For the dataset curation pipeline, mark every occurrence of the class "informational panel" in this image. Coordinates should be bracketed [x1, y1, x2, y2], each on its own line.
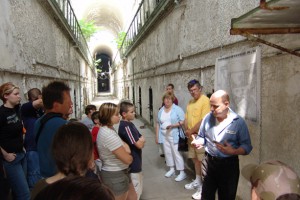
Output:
[215, 47, 261, 122]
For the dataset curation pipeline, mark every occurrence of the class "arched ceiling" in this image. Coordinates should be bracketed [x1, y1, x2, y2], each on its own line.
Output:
[83, 2, 123, 37]
[71, 0, 138, 59]
[88, 31, 116, 58]
[93, 44, 113, 58]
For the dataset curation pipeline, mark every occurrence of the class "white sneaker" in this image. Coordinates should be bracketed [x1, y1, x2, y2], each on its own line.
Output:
[175, 172, 187, 182]
[184, 180, 200, 190]
[164, 169, 175, 178]
[192, 188, 202, 200]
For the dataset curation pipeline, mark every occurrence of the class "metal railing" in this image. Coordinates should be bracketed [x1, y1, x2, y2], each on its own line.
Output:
[49, 0, 93, 66]
[119, 0, 169, 57]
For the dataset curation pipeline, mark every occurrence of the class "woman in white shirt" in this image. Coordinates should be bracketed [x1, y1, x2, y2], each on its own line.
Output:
[97, 103, 136, 200]
[156, 92, 186, 182]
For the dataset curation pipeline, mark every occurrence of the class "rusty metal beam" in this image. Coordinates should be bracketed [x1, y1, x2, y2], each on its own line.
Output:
[259, 0, 289, 10]
[230, 28, 300, 35]
[242, 33, 300, 57]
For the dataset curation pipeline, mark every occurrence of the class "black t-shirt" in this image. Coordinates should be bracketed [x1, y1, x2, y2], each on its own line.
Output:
[118, 120, 142, 173]
[0, 105, 24, 153]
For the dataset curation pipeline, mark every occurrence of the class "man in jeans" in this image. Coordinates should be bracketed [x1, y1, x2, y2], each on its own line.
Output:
[21, 88, 44, 189]
[184, 79, 210, 200]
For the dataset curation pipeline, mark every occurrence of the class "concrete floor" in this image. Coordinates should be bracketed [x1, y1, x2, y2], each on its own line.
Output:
[91, 94, 197, 200]
[131, 118, 196, 200]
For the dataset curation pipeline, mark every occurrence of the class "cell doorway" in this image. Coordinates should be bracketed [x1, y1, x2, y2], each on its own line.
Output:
[96, 53, 111, 93]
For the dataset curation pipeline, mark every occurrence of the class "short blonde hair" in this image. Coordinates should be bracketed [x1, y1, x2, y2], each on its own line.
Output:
[162, 92, 175, 102]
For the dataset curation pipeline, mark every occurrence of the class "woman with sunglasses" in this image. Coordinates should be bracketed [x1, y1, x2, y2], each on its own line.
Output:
[0, 82, 30, 200]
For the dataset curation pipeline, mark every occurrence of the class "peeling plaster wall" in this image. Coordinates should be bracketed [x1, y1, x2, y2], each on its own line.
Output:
[0, 0, 97, 119]
[261, 54, 300, 167]
[114, 0, 300, 199]
[117, 0, 259, 125]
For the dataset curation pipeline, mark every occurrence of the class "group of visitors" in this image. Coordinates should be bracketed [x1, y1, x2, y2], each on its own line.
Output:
[0, 81, 145, 200]
[1, 79, 300, 200]
[156, 80, 213, 199]
[156, 80, 300, 200]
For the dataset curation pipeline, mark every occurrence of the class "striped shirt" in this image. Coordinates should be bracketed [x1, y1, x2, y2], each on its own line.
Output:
[97, 126, 128, 171]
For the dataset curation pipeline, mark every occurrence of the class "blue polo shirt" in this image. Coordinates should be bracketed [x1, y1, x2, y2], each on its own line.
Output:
[197, 108, 253, 157]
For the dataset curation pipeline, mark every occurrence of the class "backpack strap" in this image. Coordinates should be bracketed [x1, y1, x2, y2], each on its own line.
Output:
[35, 112, 62, 143]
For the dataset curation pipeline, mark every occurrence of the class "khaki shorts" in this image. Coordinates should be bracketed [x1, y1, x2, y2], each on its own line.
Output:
[131, 172, 143, 200]
[100, 169, 131, 196]
[188, 138, 205, 160]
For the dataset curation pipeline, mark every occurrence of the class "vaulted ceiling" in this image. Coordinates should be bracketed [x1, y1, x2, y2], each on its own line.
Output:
[71, 0, 138, 58]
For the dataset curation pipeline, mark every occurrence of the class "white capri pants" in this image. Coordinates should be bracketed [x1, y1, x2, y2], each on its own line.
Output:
[162, 130, 184, 170]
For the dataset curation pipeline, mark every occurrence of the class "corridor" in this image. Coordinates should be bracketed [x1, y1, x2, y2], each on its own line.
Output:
[91, 94, 196, 200]
[1, 0, 300, 199]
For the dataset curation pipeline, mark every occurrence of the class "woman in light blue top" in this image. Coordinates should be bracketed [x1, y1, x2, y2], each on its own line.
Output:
[156, 92, 186, 182]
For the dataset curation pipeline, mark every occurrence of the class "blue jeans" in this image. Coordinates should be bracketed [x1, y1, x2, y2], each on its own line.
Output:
[0, 159, 10, 200]
[2, 152, 30, 200]
[26, 151, 42, 189]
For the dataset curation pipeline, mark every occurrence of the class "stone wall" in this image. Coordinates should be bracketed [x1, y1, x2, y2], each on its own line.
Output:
[113, 0, 300, 199]
[0, 0, 97, 119]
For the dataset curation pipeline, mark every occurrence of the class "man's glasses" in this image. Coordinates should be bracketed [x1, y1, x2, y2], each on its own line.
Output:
[189, 88, 199, 94]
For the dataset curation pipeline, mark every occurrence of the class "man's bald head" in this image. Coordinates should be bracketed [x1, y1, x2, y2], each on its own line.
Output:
[210, 90, 230, 121]
[211, 90, 230, 103]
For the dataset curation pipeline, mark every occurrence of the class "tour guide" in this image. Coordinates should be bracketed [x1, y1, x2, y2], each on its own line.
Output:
[191, 90, 253, 200]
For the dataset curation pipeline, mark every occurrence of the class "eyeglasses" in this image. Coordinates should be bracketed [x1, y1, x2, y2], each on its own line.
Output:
[189, 88, 199, 94]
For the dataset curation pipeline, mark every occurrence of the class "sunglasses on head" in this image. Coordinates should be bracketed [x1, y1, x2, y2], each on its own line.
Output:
[4, 86, 19, 94]
[188, 79, 199, 84]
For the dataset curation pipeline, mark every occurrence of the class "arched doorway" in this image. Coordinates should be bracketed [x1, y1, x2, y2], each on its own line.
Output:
[96, 53, 111, 92]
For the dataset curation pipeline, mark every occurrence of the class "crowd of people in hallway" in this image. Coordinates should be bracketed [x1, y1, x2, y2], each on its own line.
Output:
[0, 80, 145, 200]
[0, 80, 300, 200]
[155, 80, 300, 200]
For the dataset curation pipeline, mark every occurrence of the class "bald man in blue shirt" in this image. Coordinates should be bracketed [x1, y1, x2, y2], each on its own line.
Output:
[192, 90, 252, 200]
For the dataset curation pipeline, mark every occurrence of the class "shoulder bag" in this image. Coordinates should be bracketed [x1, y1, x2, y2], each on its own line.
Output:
[177, 123, 188, 152]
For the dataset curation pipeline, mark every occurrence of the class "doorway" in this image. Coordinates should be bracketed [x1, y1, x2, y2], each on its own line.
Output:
[96, 53, 111, 92]
[149, 86, 153, 126]
[138, 86, 142, 116]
